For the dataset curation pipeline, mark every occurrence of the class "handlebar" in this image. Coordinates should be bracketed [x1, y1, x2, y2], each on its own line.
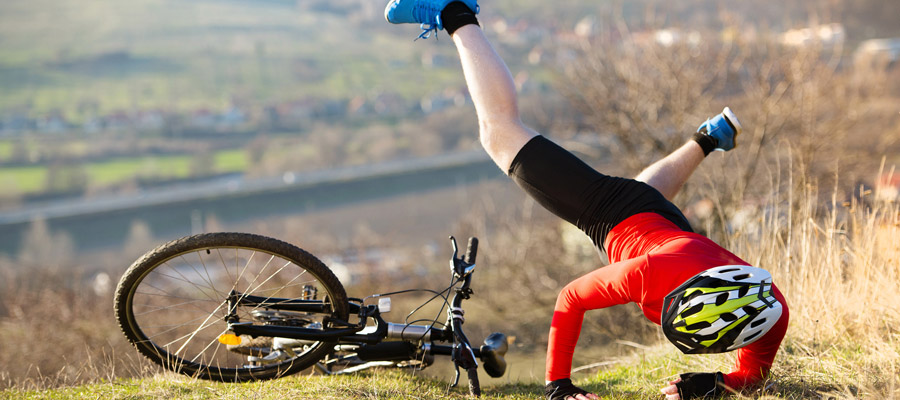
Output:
[464, 237, 478, 265]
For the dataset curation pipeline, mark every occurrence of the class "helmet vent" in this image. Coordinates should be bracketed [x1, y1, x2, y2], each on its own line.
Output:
[685, 321, 712, 331]
[742, 306, 759, 316]
[743, 330, 762, 342]
[737, 285, 750, 298]
[682, 303, 705, 318]
[718, 267, 741, 274]
[750, 318, 767, 329]
[720, 312, 737, 322]
[683, 290, 704, 302]
[733, 273, 751, 281]
[715, 293, 729, 306]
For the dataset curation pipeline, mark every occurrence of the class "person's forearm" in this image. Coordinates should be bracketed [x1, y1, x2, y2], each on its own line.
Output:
[724, 287, 790, 388]
[634, 141, 705, 201]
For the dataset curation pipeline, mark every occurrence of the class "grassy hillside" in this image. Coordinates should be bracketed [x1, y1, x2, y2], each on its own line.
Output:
[4, 0, 896, 118]
[0, 0, 469, 116]
[4, 337, 895, 399]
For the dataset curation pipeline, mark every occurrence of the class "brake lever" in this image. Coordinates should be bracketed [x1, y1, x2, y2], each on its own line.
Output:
[448, 236, 475, 278]
[449, 364, 461, 390]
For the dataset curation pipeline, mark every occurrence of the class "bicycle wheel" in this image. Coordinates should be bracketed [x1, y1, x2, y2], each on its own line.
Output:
[114, 232, 349, 382]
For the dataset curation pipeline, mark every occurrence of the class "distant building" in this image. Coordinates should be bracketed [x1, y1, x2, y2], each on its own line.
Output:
[574, 16, 596, 39]
[780, 23, 845, 47]
[135, 110, 166, 131]
[854, 38, 900, 69]
[35, 111, 69, 134]
[189, 109, 217, 130]
[627, 28, 702, 49]
[0, 114, 34, 135]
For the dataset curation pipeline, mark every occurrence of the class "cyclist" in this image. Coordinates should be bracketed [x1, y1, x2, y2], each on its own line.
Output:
[384, 1, 790, 399]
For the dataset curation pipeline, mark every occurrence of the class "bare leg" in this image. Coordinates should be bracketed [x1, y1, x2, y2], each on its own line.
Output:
[450, 24, 710, 192]
[634, 141, 706, 201]
[450, 25, 538, 173]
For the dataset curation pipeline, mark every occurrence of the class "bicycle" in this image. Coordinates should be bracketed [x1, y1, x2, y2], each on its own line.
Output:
[114, 232, 508, 396]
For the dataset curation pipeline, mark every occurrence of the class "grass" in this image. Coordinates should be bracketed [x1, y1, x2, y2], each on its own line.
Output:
[0, 165, 44, 194]
[2, 371, 518, 400]
[84, 156, 191, 184]
[0, 140, 12, 161]
[213, 149, 249, 172]
[3, 337, 895, 399]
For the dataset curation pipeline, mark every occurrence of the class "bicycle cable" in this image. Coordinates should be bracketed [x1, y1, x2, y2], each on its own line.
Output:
[362, 288, 445, 302]
[405, 272, 460, 331]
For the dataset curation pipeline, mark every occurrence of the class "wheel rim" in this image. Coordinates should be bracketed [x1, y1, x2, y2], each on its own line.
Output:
[125, 244, 340, 378]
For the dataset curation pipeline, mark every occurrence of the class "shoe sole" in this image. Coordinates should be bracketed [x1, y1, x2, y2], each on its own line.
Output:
[722, 106, 742, 136]
[384, 0, 396, 23]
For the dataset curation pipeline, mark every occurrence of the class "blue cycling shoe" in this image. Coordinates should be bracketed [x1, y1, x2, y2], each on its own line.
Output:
[385, 0, 479, 39]
[697, 107, 742, 151]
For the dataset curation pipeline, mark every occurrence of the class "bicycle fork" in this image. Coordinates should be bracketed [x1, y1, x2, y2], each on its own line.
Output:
[448, 304, 480, 395]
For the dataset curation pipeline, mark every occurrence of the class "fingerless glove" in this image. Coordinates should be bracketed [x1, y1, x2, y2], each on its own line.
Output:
[545, 378, 589, 400]
[676, 372, 726, 399]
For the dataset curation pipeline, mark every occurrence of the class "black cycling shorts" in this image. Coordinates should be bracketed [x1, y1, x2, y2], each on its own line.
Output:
[508, 135, 693, 250]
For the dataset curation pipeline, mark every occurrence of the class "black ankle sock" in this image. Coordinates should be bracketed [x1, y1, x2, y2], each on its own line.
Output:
[692, 130, 718, 156]
[441, 2, 479, 36]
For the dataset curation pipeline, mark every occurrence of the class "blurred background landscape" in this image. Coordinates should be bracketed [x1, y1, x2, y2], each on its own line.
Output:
[1, 0, 899, 396]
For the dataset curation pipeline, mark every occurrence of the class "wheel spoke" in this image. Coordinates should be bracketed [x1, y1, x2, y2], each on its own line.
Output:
[164, 258, 221, 304]
[168, 299, 227, 354]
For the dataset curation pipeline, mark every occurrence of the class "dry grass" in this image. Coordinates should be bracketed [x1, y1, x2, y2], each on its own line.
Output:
[0, 261, 159, 390]
[722, 167, 900, 397]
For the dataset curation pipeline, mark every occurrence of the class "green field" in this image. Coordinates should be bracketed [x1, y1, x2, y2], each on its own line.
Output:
[0, 149, 247, 195]
[0, 140, 11, 160]
[0, 165, 44, 194]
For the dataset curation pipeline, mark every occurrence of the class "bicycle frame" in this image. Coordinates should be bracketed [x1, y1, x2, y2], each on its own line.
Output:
[222, 236, 506, 395]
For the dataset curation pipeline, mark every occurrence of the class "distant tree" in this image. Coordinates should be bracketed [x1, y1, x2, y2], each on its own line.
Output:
[122, 220, 155, 259]
[203, 214, 224, 233]
[17, 218, 75, 268]
[189, 150, 215, 177]
[44, 162, 88, 194]
[558, 16, 881, 249]
[246, 134, 270, 167]
[9, 140, 31, 164]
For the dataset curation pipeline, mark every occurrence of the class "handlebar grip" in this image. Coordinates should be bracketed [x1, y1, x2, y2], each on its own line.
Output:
[464, 237, 478, 264]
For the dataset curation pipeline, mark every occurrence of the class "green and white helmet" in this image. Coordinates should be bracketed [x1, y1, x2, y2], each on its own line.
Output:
[661, 265, 782, 354]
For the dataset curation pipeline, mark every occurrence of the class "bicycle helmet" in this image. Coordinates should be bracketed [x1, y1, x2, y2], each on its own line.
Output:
[661, 265, 782, 354]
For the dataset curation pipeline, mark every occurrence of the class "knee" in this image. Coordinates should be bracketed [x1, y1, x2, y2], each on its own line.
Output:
[478, 121, 537, 172]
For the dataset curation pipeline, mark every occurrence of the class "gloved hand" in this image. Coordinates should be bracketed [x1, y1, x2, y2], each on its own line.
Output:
[660, 372, 725, 399]
[544, 378, 599, 400]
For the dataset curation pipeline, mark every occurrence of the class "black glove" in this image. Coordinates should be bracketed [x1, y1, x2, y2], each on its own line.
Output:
[545, 378, 589, 400]
[676, 372, 725, 399]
